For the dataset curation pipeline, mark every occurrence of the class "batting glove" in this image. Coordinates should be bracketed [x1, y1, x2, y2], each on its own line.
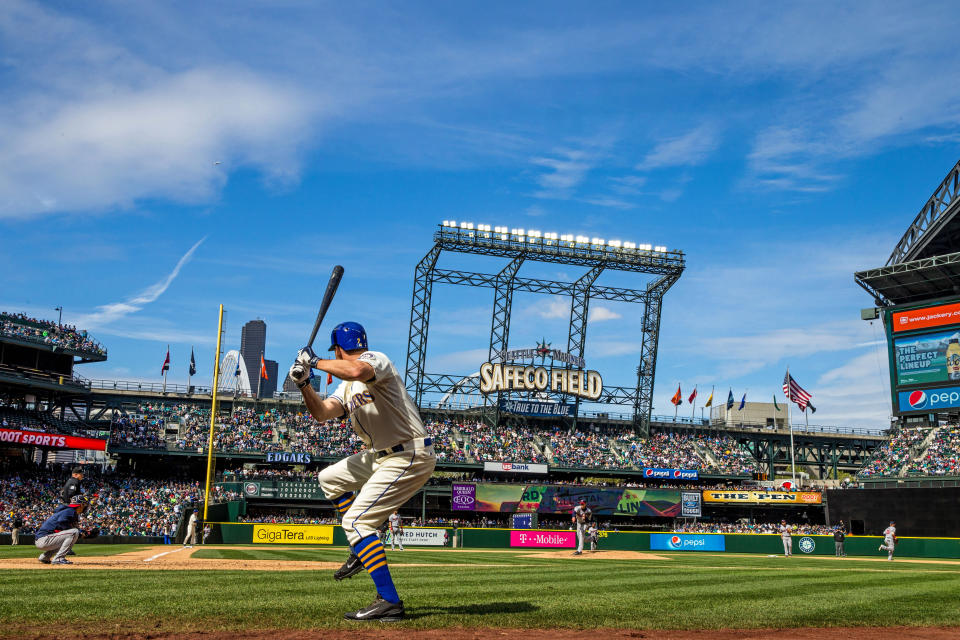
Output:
[297, 346, 320, 369]
[289, 363, 310, 388]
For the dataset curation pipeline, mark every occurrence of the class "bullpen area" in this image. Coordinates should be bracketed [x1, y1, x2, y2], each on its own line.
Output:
[2, 543, 960, 639]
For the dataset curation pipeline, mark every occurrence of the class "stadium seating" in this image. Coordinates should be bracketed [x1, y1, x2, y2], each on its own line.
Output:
[0, 466, 217, 537]
[0, 311, 106, 356]
[906, 426, 960, 476]
[858, 427, 932, 477]
[104, 402, 763, 474]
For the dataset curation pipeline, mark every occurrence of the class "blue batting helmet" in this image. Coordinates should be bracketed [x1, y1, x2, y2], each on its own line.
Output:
[329, 322, 368, 352]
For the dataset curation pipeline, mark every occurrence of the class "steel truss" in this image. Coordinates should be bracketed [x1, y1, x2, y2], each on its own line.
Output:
[405, 226, 685, 433]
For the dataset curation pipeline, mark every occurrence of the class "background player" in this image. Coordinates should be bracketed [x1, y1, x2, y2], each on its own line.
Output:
[290, 321, 436, 622]
[879, 520, 897, 561]
[388, 510, 404, 551]
[779, 519, 792, 557]
[34, 495, 97, 565]
[59, 466, 84, 556]
[587, 521, 599, 552]
[571, 499, 591, 555]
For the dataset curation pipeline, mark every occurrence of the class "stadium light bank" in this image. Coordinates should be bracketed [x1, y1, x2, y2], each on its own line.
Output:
[438, 220, 679, 264]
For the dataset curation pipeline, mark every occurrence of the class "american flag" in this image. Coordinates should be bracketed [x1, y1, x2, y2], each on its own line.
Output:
[782, 371, 812, 411]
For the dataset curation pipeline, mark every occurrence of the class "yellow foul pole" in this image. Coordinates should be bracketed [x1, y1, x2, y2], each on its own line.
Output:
[203, 304, 224, 522]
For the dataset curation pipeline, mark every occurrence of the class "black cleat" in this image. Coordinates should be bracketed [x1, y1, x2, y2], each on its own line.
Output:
[334, 553, 364, 581]
[344, 596, 404, 622]
[38, 554, 51, 564]
[66, 550, 76, 556]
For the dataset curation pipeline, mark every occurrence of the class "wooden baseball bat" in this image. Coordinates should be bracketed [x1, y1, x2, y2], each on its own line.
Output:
[307, 265, 345, 349]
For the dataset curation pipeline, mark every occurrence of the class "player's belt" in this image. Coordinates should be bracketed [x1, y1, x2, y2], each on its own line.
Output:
[375, 437, 432, 459]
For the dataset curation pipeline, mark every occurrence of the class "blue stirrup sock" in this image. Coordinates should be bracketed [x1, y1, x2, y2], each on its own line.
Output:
[333, 492, 355, 516]
[353, 534, 400, 603]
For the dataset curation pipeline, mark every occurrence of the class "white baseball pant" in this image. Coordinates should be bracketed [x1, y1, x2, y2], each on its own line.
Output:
[319, 444, 436, 546]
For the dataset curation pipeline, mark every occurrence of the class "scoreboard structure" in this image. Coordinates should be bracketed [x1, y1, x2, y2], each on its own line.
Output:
[885, 299, 960, 417]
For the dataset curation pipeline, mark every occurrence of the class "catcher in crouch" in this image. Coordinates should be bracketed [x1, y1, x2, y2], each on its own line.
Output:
[290, 321, 435, 622]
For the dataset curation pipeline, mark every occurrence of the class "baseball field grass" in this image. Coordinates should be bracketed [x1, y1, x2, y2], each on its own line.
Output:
[2, 544, 960, 638]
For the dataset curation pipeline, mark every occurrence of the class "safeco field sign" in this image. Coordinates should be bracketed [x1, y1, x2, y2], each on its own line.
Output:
[253, 524, 334, 545]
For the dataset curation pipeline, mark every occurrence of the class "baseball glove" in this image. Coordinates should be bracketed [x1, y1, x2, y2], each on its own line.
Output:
[82, 527, 100, 539]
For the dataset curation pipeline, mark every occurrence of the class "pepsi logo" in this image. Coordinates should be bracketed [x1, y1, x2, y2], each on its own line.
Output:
[908, 390, 927, 409]
[668, 535, 682, 549]
[644, 469, 653, 477]
[673, 470, 682, 478]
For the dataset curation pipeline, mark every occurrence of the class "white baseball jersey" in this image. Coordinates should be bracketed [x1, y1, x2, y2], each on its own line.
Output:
[780, 524, 791, 538]
[331, 351, 427, 451]
[884, 525, 896, 540]
[389, 513, 402, 531]
[573, 505, 591, 523]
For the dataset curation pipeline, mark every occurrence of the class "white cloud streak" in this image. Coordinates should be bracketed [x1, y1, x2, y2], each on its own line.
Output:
[637, 125, 719, 171]
[75, 237, 206, 327]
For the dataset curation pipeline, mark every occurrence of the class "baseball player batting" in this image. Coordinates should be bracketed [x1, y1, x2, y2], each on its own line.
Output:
[572, 499, 591, 555]
[289, 321, 435, 622]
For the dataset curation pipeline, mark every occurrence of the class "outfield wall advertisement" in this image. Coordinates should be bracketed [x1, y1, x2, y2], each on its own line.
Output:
[701, 491, 822, 504]
[892, 302, 960, 333]
[252, 524, 334, 544]
[387, 528, 448, 546]
[650, 533, 725, 551]
[459, 483, 682, 516]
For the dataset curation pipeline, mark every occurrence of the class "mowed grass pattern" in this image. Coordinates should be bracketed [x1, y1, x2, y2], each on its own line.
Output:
[1, 545, 960, 635]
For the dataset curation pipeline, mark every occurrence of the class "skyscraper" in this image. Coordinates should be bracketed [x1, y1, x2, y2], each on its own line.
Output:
[240, 319, 266, 396]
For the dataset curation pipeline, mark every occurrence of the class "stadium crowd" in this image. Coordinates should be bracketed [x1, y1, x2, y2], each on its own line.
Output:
[0, 312, 105, 356]
[859, 427, 932, 477]
[672, 521, 835, 535]
[106, 402, 768, 474]
[906, 425, 960, 476]
[0, 465, 223, 537]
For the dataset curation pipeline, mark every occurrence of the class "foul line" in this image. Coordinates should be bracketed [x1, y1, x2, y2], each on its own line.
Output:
[144, 546, 192, 563]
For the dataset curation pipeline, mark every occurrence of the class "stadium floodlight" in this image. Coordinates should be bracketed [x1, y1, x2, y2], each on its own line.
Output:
[591, 237, 605, 245]
[639, 243, 652, 251]
[654, 245, 666, 252]
[623, 241, 636, 249]
[448, 220, 457, 228]
[576, 235, 589, 243]
[516, 228, 525, 236]
[609, 240, 622, 248]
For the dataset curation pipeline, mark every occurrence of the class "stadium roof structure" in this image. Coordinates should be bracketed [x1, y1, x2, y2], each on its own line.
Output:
[855, 159, 960, 306]
[886, 158, 960, 266]
[855, 250, 960, 306]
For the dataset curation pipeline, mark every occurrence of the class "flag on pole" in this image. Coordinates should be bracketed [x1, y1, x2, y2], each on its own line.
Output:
[782, 370, 813, 411]
[234, 357, 241, 377]
[688, 387, 698, 404]
[161, 347, 170, 375]
[726, 389, 734, 410]
[773, 394, 781, 411]
[738, 392, 747, 411]
[260, 354, 269, 380]
[671, 384, 683, 406]
[704, 388, 714, 408]
[808, 402, 817, 413]
[189, 348, 197, 376]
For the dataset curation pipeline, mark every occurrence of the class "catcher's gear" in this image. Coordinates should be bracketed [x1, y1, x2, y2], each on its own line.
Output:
[68, 494, 90, 508]
[328, 322, 367, 352]
[82, 527, 100, 539]
[297, 346, 319, 369]
[334, 553, 364, 581]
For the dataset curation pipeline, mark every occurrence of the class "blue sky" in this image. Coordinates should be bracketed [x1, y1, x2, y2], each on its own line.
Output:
[3, 1, 960, 427]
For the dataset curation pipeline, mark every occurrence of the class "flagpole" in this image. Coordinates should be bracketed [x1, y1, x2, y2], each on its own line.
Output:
[257, 350, 263, 400]
[691, 386, 696, 423]
[187, 346, 192, 393]
[162, 344, 168, 394]
[787, 366, 796, 485]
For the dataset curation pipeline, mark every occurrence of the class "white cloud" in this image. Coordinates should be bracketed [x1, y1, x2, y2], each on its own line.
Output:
[537, 299, 569, 319]
[0, 69, 314, 217]
[636, 125, 719, 171]
[74, 237, 205, 327]
[810, 351, 893, 426]
[588, 306, 621, 322]
[530, 148, 598, 200]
